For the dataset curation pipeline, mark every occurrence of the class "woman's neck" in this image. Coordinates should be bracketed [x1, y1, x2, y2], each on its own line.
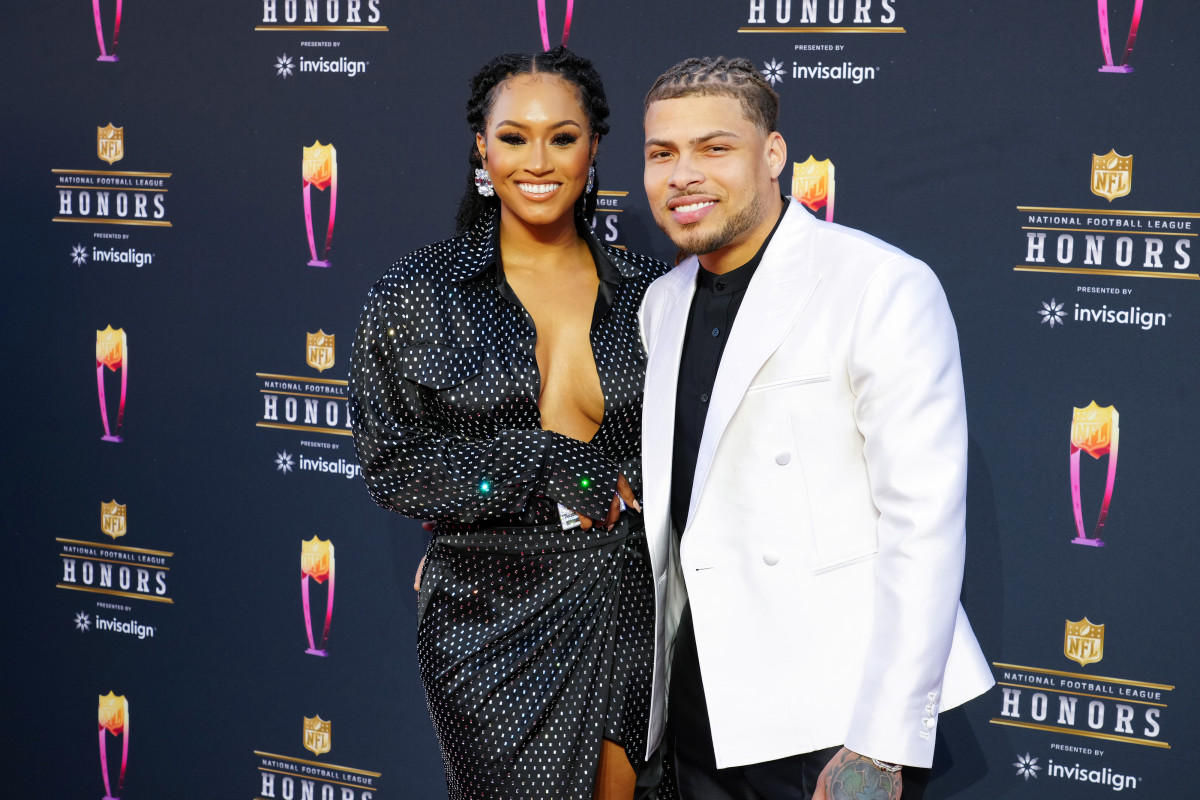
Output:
[497, 206, 584, 272]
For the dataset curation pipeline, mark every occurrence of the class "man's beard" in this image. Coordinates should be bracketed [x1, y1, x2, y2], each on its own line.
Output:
[662, 190, 765, 256]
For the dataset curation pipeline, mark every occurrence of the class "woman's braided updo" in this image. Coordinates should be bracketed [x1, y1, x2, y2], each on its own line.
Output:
[455, 46, 611, 234]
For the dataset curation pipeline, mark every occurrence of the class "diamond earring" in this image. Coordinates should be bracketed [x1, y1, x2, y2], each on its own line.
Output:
[474, 167, 494, 197]
[585, 164, 595, 195]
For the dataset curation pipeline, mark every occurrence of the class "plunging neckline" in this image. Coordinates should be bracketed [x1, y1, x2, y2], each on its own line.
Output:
[503, 258, 608, 445]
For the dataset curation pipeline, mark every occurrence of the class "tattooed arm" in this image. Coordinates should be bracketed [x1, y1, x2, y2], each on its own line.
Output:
[813, 748, 902, 800]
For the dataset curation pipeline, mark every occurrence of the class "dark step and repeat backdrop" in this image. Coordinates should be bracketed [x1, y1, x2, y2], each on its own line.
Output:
[5, 1, 1197, 797]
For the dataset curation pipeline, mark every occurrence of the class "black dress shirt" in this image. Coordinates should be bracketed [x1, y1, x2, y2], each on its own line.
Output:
[670, 203, 788, 537]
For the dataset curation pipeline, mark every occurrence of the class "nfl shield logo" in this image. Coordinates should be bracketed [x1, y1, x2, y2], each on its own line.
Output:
[303, 715, 332, 756]
[101, 500, 127, 539]
[97, 124, 124, 165]
[792, 155, 834, 213]
[1071, 401, 1118, 459]
[96, 325, 126, 370]
[302, 537, 333, 584]
[303, 142, 335, 191]
[1091, 150, 1132, 201]
[98, 691, 128, 734]
[306, 331, 335, 372]
[1064, 618, 1105, 667]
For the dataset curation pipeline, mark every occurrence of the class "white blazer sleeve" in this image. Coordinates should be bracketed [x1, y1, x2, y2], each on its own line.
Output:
[841, 256, 968, 768]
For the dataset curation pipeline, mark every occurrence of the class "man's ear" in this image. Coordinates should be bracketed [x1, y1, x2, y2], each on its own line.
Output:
[765, 131, 787, 180]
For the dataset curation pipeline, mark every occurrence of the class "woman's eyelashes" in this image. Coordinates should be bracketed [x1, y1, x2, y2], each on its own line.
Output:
[494, 131, 580, 147]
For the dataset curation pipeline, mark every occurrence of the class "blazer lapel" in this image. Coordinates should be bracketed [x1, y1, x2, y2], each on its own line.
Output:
[686, 202, 821, 526]
[642, 258, 699, 545]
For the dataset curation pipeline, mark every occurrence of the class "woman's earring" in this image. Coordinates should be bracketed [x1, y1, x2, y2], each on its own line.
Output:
[585, 164, 595, 195]
[474, 168, 494, 197]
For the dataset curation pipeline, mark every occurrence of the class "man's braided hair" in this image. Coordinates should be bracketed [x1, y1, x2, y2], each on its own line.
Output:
[644, 56, 779, 136]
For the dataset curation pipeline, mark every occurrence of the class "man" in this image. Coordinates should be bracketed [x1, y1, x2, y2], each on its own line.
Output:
[637, 57, 994, 799]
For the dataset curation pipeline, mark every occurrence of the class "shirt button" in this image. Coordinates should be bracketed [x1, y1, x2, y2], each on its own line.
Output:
[715, 281, 726, 291]
[700, 393, 710, 403]
[763, 551, 780, 566]
[711, 327, 720, 337]
[775, 452, 791, 465]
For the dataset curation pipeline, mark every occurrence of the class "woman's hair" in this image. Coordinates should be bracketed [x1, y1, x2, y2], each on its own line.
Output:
[455, 46, 611, 234]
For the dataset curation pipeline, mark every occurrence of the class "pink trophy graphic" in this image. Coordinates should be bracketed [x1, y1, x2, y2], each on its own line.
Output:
[302, 141, 338, 267]
[1070, 402, 1119, 547]
[92, 0, 122, 62]
[302, 537, 336, 656]
[538, 0, 574, 50]
[96, 326, 128, 442]
[98, 692, 129, 800]
[1097, 0, 1143, 73]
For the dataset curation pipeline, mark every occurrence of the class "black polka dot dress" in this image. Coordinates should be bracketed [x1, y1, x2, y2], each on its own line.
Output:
[350, 210, 669, 799]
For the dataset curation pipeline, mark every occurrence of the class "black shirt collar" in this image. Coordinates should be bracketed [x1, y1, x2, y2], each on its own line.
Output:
[695, 198, 789, 293]
[448, 208, 639, 286]
[449, 208, 635, 324]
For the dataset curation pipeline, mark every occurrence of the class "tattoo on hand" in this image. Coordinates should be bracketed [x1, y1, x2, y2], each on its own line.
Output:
[824, 750, 902, 800]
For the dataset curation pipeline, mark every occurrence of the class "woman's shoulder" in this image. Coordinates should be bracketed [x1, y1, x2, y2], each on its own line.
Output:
[369, 232, 473, 299]
[604, 244, 671, 289]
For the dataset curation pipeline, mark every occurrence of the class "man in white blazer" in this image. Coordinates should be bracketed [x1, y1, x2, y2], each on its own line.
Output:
[638, 57, 995, 799]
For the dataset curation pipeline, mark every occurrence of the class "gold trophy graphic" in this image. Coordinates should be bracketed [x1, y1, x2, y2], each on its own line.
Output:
[1070, 402, 1119, 546]
[96, 326, 128, 442]
[98, 691, 129, 799]
[302, 141, 338, 267]
[302, 537, 336, 656]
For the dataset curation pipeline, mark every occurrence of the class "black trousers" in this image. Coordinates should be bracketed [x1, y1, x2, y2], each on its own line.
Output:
[668, 602, 930, 800]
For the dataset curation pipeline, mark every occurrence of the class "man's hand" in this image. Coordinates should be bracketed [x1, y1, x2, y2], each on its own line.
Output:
[813, 748, 901, 800]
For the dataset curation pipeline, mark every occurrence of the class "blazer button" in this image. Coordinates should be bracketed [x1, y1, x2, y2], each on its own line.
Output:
[775, 452, 791, 465]
[762, 551, 780, 566]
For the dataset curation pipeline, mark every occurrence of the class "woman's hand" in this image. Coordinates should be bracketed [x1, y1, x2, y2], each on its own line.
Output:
[414, 519, 436, 591]
[578, 474, 640, 531]
[413, 555, 426, 591]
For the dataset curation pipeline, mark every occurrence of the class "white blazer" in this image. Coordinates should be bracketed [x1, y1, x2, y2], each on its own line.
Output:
[639, 200, 994, 769]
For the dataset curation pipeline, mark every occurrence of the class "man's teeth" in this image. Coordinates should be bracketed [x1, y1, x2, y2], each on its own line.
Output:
[517, 183, 560, 194]
[675, 201, 715, 213]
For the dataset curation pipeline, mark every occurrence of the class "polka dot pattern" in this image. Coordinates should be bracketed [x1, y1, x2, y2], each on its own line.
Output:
[349, 209, 669, 798]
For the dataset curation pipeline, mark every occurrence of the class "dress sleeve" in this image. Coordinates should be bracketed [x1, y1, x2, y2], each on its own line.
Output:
[349, 279, 619, 525]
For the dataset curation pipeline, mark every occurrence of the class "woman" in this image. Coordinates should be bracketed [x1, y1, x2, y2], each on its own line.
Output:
[349, 48, 669, 799]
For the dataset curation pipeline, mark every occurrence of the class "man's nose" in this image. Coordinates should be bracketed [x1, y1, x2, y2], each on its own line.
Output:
[669, 154, 704, 189]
